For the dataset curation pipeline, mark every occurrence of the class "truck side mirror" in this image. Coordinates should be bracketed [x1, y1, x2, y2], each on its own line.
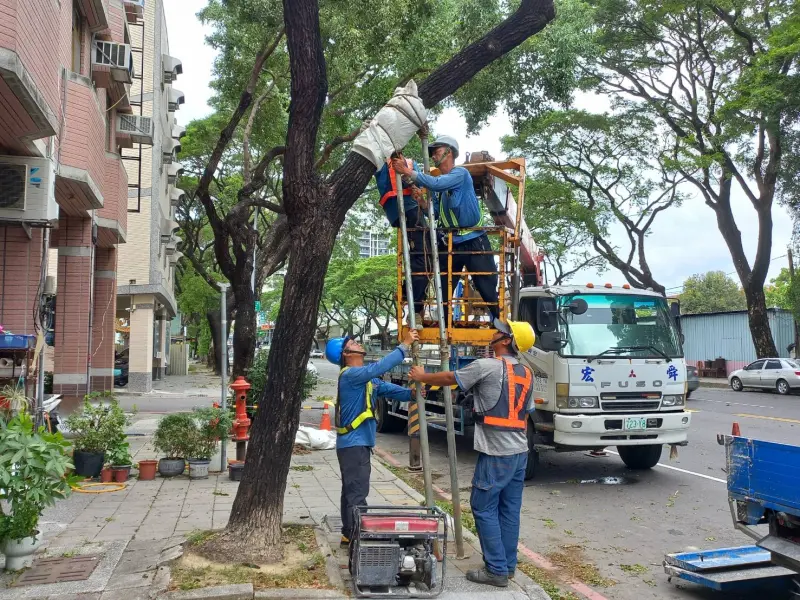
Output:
[568, 298, 588, 315]
[670, 301, 681, 318]
[537, 299, 557, 332]
[540, 331, 565, 352]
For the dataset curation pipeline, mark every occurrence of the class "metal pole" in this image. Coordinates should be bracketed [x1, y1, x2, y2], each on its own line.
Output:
[789, 248, 799, 354]
[36, 227, 50, 429]
[396, 168, 435, 509]
[422, 136, 464, 557]
[251, 207, 258, 292]
[218, 282, 230, 472]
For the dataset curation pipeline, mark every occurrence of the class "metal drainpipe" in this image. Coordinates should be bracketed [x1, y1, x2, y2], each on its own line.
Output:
[86, 215, 97, 396]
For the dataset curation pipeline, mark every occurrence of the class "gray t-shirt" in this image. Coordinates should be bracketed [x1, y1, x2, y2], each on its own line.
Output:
[454, 356, 531, 456]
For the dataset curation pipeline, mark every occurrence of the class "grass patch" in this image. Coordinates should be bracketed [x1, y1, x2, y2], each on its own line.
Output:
[541, 518, 557, 529]
[620, 563, 649, 576]
[547, 545, 616, 588]
[290, 465, 314, 472]
[433, 500, 477, 535]
[517, 563, 580, 600]
[212, 491, 230, 497]
[171, 553, 329, 591]
[186, 530, 218, 547]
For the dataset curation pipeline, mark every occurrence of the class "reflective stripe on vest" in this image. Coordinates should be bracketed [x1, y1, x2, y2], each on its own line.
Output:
[379, 159, 414, 206]
[335, 367, 375, 435]
[438, 190, 483, 237]
[475, 357, 533, 431]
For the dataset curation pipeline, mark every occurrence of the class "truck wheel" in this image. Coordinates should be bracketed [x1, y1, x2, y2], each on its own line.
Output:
[524, 420, 540, 480]
[617, 444, 663, 470]
[375, 397, 404, 433]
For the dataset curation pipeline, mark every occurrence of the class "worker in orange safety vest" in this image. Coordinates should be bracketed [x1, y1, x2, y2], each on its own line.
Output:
[408, 319, 536, 588]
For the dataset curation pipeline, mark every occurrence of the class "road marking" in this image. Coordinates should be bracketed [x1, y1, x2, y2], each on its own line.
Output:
[605, 450, 726, 484]
[685, 409, 701, 413]
[734, 413, 800, 424]
[695, 398, 775, 409]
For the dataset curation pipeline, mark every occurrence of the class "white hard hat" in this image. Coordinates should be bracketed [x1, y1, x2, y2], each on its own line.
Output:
[428, 135, 460, 159]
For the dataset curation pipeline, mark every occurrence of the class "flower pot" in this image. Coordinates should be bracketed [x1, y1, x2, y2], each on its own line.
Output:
[112, 466, 131, 483]
[137, 459, 158, 480]
[229, 461, 244, 481]
[100, 467, 113, 483]
[158, 458, 185, 478]
[2, 532, 42, 571]
[187, 458, 211, 480]
[73, 450, 105, 478]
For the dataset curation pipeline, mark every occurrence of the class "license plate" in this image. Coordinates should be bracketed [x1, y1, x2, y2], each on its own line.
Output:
[624, 417, 648, 431]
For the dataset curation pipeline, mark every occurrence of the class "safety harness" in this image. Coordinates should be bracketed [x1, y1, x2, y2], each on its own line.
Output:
[437, 189, 483, 238]
[473, 357, 533, 431]
[335, 367, 375, 435]
[379, 158, 414, 207]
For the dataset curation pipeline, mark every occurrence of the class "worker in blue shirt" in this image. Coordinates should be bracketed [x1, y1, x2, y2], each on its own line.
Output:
[375, 158, 429, 328]
[392, 136, 499, 323]
[325, 328, 419, 547]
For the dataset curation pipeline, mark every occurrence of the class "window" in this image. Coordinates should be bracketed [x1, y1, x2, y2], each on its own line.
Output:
[71, 3, 83, 74]
[785, 359, 800, 369]
[765, 360, 783, 370]
[745, 360, 765, 371]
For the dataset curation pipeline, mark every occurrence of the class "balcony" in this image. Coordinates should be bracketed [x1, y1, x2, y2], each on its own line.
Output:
[0, 0, 61, 152]
[92, 40, 133, 112]
[123, 0, 144, 23]
[96, 153, 128, 246]
[55, 74, 105, 216]
[76, 0, 110, 33]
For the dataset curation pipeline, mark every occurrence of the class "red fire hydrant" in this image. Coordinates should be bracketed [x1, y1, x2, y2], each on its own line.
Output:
[229, 376, 252, 462]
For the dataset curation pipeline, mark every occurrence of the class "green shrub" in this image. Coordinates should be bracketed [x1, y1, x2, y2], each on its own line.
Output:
[64, 392, 129, 454]
[154, 413, 197, 459]
[246, 350, 318, 409]
[190, 406, 234, 459]
[0, 413, 77, 541]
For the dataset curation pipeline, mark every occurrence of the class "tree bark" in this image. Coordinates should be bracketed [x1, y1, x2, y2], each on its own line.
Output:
[219, 0, 556, 563]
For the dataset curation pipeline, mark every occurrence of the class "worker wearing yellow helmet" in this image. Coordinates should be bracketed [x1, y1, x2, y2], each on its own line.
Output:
[408, 319, 536, 588]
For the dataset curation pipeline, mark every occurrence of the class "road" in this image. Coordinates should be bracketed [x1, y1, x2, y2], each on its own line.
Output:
[368, 384, 800, 600]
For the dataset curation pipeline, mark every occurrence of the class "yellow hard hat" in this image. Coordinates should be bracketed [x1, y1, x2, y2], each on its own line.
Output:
[494, 319, 535, 353]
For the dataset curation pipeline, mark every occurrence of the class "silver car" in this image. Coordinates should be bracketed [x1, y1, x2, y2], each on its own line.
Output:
[729, 358, 800, 395]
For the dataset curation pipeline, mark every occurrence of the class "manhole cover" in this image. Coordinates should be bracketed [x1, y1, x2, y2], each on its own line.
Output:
[13, 555, 99, 586]
[323, 514, 343, 533]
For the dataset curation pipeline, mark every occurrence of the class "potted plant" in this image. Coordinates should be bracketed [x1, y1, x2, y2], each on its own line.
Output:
[188, 406, 233, 479]
[153, 413, 196, 477]
[64, 392, 129, 478]
[107, 441, 132, 482]
[100, 465, 113, 483]
[0, 413, 76, 570]
[0, 385, 30, 420]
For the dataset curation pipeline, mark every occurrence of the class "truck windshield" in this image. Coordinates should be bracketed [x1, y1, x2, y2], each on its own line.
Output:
[557, 294, 683, 359]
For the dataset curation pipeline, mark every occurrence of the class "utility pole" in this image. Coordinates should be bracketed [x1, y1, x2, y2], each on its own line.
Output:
[789, 248, 799, 355]
[218, 282, 231, 472]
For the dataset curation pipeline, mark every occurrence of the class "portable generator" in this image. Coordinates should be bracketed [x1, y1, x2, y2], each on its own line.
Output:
[349, 505, 447, 598]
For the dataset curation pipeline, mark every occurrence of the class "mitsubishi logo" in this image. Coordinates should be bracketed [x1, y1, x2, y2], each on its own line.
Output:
[629, 369, 637, 378]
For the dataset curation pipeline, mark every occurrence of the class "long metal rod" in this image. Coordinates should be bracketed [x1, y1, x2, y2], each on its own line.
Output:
[396, 169, 435, 508]
[219, 282, 230, 472]
[422, 136, 464, 557]
[36, 227, 51, 428]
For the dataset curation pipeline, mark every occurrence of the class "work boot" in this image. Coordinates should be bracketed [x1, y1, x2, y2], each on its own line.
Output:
[340, 535, 350, 547]
[466, 567, 508, 587]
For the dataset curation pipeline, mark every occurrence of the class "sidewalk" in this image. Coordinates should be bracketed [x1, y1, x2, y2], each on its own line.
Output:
[0, 420, 550, 600]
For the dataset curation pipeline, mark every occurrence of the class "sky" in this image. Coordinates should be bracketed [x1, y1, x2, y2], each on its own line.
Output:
[164, 1, 794, 293]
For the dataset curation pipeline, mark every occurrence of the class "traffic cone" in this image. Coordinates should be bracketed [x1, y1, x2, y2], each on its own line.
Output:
[320, 405, 332, 431]
[732, 422, 741, 436]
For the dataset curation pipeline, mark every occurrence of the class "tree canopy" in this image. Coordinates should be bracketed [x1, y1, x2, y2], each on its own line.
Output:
[680, 271, 747, 314]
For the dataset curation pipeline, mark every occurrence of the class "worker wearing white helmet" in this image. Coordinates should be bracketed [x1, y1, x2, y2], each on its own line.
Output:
[392, 136, 499, 324]
[408, 319, 536, 588]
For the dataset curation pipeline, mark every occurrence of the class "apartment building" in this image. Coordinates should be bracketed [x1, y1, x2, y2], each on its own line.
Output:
[115, 0, 184, 392]
[358, 229, 391, 258]
[0, 0, 183, 403]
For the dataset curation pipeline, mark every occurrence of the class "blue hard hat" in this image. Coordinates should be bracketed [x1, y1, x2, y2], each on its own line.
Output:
[325, 336, 350, 366]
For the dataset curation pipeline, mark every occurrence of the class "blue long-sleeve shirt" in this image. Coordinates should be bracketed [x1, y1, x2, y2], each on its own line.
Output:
[411, 167, 483, 244]
[336, 345, 413, 450]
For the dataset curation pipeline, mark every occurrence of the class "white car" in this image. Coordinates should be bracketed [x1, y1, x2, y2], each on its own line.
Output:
[309, 349, 323, 358]
[729, 358, 800, 395]
[306, 361, 319, 377]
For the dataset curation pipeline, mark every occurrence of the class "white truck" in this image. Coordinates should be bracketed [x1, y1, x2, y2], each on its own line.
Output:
[375, 283, 691, 479]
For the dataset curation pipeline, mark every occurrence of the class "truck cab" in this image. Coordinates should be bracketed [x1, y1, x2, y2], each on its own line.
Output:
[517, 284, 691, 470]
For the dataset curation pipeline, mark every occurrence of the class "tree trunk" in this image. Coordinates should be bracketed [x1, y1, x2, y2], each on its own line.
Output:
[232, 277, 257, 377]
[744, 285, 778, 358]
[225, 195, 339, 561]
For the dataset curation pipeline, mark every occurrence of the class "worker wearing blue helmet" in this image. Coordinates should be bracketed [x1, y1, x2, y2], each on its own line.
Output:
[325, 328, 419, 547]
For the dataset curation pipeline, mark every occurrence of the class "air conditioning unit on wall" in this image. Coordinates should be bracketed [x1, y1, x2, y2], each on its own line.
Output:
[117, 115, 154, 145]
[0, 157, 57, 225]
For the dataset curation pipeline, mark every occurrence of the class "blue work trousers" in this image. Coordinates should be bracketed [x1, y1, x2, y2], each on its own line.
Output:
[470, 451, 527, 576]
